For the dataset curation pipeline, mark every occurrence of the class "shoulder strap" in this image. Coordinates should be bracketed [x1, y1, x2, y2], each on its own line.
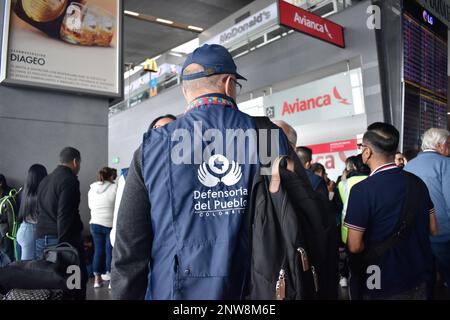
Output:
[252, 116, 275, 130]
[252, 116, 309, 181]
[0, 188, 21, 261]
[363, 172, 419, 262]
[252, 116, 278, 167]
[269, 156, 294, 193]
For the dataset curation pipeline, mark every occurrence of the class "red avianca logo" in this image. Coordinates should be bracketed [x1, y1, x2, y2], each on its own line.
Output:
[282, 86, 350, 116]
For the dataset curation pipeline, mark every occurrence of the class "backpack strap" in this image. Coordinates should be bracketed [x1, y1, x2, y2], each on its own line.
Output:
[363, 172, 419, 263]
[252, 116, 279, 167]
[269, 156, 294, 193]
[252, 116, 275, 131]
[0, 188, 21, 261]
[251, 116, 309, 180]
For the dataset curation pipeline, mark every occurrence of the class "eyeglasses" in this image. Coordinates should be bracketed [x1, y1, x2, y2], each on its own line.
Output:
[357, 143, 369, 150]
[230, 77, 242, 95]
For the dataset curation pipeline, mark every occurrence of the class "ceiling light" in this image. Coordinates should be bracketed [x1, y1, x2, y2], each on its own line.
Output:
[156, 18, 174, 25]
[124, 10, 139, 17]
[169, 52, 183, 57]
[267, 35, 281, 43]
[188, 25, 204, 32]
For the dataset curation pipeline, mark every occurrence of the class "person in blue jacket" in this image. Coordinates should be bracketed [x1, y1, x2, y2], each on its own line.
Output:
[111, 44, 302, 300]
[405, 128, 450, 296]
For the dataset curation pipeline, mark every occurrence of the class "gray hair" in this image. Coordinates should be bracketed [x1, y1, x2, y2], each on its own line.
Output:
[421, 128, 450, 151]
[274, 120, 297, 147]
[182, 64, 227, 92]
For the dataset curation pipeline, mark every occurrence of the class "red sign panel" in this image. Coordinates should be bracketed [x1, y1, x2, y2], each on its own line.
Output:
[278, 0, 345, 48]
[309, 139, 358, 155]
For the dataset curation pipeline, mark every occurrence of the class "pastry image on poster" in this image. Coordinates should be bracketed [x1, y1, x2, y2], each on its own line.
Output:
[60, 2, 115, 47]
[1, 0, 122, 97]
[13, 0, 115, 46]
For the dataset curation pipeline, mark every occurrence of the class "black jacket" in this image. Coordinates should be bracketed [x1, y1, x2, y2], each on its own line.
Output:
[36, 166, 83, 244]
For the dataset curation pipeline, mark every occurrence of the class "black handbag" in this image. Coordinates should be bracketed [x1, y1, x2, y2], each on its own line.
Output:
[0, 259, 67, 294]
[0, 242, 81, 294]
[44, 242, 80, 273]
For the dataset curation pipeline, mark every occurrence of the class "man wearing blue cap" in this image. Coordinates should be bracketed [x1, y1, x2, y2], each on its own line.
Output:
[111, 44, 293, 300]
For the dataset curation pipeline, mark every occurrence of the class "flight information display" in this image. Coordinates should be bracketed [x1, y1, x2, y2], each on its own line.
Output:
[403, 0, 448, 151]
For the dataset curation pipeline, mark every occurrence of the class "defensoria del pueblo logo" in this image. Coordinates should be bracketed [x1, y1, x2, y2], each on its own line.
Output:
[198, 154, 242, 187]
[194, 154, 247, 218]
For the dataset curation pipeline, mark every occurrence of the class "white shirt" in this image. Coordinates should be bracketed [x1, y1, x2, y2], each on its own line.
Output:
[88, 181, 117, 228]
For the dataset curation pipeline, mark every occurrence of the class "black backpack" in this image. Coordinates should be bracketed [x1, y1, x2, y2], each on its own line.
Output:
[247, 117, 338, 300]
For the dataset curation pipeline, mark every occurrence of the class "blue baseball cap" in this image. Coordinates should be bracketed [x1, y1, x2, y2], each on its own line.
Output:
[181, 44, 246, 81]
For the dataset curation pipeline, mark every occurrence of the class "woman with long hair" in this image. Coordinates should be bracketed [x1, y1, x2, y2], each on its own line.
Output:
[16, 164, 48, 260]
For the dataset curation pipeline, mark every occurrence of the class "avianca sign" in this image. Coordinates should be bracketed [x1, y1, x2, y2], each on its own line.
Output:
[263, 71, 354, 126]
[282, 87, 350, 116]
[309, 139, 359, 181]
[278, 0, 345, 48]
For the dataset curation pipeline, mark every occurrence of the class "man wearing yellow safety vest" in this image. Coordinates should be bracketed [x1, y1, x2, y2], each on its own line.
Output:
[338, 155, 370, 243]
[336, 154, 370, 292]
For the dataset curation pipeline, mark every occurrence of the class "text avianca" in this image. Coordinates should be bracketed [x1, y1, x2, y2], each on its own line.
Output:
[281, 87, 349, 116]
[294, 12, 328, 34]
[282, 94, 331, 115]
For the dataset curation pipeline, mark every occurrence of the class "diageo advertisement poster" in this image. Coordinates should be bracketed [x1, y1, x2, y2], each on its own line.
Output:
[1, 0, 122, 97]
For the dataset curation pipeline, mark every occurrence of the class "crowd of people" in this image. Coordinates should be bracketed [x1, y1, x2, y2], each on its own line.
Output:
[0, 113, 179, 298]
[1, 44, 449, 300]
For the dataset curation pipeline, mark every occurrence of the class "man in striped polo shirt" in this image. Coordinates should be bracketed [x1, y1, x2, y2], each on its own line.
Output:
[344, 122, 438, 300]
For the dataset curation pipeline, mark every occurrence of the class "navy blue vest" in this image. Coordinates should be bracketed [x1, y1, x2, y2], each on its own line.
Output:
[141, 94, 289, 299]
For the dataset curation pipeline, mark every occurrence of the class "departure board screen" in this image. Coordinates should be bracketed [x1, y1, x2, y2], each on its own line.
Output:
[403, 0, 448, 151]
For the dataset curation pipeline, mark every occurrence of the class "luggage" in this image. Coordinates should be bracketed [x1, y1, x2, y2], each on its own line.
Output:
[44, 242, 80, 273]
[0, 242, 81, 300]
[247, 117, 338, 300]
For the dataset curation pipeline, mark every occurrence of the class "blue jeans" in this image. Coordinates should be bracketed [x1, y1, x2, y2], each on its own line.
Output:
[431, 241, 450, 295]
[35, 235, 59, 260]
[90, 224, 112, 275]
[0, 250, 11, 267]
[16, 222, 37, 260]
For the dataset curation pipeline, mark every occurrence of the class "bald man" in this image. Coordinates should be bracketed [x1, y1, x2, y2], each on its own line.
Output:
[274, 120, 297, 150]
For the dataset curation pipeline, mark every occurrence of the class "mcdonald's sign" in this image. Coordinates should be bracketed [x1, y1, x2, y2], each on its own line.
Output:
[143, 58, 158, 72]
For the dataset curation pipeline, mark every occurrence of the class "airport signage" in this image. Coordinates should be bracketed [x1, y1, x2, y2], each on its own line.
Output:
[278, 0, 345, 48]
[264, 71, 354, 126]
[309, 139, 358, 181]
[204, 3, 278, 48]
